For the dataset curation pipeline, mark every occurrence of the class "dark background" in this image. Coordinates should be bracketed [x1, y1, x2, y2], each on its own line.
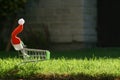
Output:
[97, 0, 120, 47]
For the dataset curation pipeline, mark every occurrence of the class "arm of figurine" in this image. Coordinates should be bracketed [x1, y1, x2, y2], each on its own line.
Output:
[21, 41, 27, 48]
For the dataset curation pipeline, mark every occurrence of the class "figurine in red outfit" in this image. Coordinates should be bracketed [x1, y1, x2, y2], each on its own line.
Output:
[11, 18, 25, 50]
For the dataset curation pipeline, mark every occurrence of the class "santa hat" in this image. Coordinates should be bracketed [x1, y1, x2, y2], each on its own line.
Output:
[11, 18, 25, 50]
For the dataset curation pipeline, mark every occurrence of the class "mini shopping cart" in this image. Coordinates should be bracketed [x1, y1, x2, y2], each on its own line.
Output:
[19, 48, 50, 62]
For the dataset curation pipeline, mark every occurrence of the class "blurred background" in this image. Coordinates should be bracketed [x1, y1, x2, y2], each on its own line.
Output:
[0, 0, 120, 51]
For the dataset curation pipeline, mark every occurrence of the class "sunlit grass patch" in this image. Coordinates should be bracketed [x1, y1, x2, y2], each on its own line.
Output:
[0, 57, 120, 79]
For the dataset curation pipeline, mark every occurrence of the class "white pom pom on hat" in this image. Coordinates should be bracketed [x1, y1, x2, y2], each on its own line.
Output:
[18, 18, 25, 25]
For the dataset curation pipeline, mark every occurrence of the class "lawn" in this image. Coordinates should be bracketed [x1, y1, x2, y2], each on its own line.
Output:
[1, 48, 120, 80]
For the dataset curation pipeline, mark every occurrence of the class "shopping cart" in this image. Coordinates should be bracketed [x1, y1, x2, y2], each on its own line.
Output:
[19, 48, 50, 62]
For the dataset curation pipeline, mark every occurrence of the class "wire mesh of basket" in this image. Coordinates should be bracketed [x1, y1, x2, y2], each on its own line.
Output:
[19, 48, 50, 62]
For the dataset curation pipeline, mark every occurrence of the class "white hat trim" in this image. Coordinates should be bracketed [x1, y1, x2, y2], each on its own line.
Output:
[12, 42, 23, 50]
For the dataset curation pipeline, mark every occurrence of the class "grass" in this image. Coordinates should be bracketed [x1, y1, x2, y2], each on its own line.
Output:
[1, 47, 120, 59]
[0, 58, 120, 79]
[1, 48, 120, 79]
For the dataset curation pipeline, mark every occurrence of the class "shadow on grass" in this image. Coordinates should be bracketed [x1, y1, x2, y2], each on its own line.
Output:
[1, 47, 120, 59]
[2, 73, 120, 80]
[51, 47, 120, 59]
[27, 73, 117, 80]
[0, 51, 18, 58]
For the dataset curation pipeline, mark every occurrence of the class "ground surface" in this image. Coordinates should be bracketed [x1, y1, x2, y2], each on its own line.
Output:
[1, 48, 120, 80]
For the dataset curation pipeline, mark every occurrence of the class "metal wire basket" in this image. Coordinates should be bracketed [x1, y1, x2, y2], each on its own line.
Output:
[19, 48, 50, 62]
